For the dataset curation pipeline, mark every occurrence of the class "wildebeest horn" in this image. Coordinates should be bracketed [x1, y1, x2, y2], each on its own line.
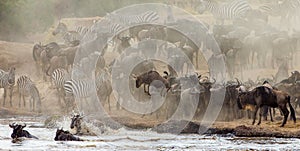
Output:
[235, 78, 241, 86]
[163, 71, 169, 76]
[131, 74, 137, 79]
[202, 76, 209, 79]
[256, 76, 260, 83]
[9, 122, 16, 128]
[22, 123, 26, 128]
[211, 78, 216, 84]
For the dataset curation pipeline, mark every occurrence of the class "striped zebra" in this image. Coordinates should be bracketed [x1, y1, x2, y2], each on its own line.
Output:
[107, 11, 159, 26]
[0, 67, 15, 107]
[259, 0, 300, 29]
[64, 79, 96, 110]
[51, 68, 70, 106]
[198, 0, 251, 25]
[17, 75, 41, 112]
[95, 69, 112, 111]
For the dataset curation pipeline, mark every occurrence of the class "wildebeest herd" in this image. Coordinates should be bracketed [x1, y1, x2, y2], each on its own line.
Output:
[2, 0, 300, 143]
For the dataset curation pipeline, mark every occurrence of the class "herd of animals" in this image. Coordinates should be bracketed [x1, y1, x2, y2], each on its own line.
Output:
[1, 0, 300, 143]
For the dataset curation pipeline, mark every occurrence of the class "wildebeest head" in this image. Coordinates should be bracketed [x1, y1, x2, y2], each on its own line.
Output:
[52, 22, 67, 35]
[133, 75, 143, 88]
[289, 71, 300, 82]
[70, 113, 83, 130]
[9, 123, 26, 139]
[237, 91, 256, 111]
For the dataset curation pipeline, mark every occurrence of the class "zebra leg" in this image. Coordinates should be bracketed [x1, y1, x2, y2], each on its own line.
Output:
[23, 95, 26, 108]
[9, 87, 13, 107]
[18, 90, 22, 108]
[57, 88, 62, 106]
[29, 97, 33, 111]
[107, 95, 111, 111]
[3, 88, 7, 106]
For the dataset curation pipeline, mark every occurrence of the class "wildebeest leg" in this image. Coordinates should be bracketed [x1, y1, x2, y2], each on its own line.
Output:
[257, 107, 263, 125]
[262, 106, 269, 121]
[269, 108, 273, 122]
[252, 106, 259, 125]
[143, 84, 147, 93]
[280, 105, 289, 127]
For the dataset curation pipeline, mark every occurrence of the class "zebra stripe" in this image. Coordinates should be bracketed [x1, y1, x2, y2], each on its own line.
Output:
[259, 0, 300, 17]
[201, 0, 251, 22]
[108, 11, 159, 26]
[0, 68, 15, 87]
[64, 79, 94, 98]
[0, 67, 15, 106]
[51, 68, 70, 89]
[17, 75, 41, 112]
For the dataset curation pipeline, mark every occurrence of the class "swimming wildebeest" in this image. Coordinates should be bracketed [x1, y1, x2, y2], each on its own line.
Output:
[237, 86, 296, 127]
[70, 112, 96, 136]
[9, 123, 38, 140]
[54, 128, 83, 141]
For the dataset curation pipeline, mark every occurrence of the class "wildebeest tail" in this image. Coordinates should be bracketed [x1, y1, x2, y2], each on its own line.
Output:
[29, 134, 39, 139]
[287, 95, 296, 123]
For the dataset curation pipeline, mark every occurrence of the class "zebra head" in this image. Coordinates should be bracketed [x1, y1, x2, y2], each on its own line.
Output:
[53, 22, 67, 36]
[8, 67, 15, 85]
[197, 0, 209, 14]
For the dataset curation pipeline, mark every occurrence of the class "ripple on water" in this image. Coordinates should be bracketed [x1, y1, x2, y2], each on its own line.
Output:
[0, 117, 300, 150]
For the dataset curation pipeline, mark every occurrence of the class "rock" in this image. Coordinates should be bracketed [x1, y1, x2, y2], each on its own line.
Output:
[152, 120, 206, 134]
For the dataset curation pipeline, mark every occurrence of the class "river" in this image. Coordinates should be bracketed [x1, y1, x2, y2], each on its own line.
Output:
[0, 116, 299, 150]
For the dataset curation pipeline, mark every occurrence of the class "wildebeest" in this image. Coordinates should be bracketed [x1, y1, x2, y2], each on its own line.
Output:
[70, 112, 96, 136]
[54, 128, 83, 141]
[133, 70, 171, 95]
[237, 86, 296, 127]
[9, 123, 38, 140]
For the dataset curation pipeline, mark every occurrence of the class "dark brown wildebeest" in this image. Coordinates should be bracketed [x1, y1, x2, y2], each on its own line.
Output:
[133, 70, 171, 95]
[9, 123, 38, 140]
[54, 128, 83, 141]
[237, 86, 296, 127]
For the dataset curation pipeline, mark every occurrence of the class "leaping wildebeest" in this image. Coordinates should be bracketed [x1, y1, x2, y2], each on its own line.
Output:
[133, 70, 171, 95]
[237, 86, 296, 127]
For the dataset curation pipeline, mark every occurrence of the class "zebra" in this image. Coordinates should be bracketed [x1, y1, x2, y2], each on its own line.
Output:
[197, 0, 251, 25]
[107, 11, 159, 26]
[17, 75, 41, 112]
[64, 79, 96, 111]
[259, 0, 300, 29]
[0, 67, 15, 107]
[95, 69, 112, 111]
[106, 11, 159, 42]
[51, 68, 70, 106]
